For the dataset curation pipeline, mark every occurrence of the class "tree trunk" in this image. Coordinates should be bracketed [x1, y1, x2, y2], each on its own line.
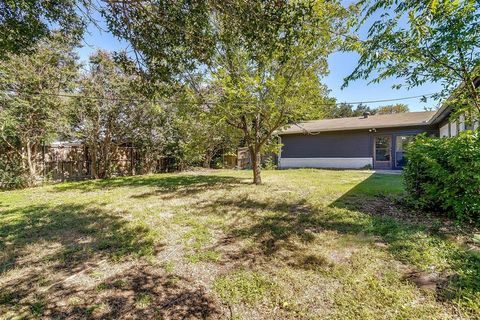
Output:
[103, 135, 111, 178]
[25, 139, 37, 185]
[203, 149, 214, 168]
[250, 148, 262, 185]
[91, 144, 98, 179]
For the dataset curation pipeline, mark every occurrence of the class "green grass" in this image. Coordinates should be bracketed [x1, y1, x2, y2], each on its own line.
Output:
[186, 249, 222, 263]
[214, 270, 278, 305]
[0, 169, 478, 319]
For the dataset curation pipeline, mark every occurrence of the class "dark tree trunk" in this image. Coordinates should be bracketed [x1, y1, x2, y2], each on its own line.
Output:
[90, 144, 98, 179]
[203, 148, 214, 168]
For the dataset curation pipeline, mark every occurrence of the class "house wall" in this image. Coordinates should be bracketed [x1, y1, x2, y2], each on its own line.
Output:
[281, 131, 372, 158]
[279, 125, 437, 170]
[438, 111, 479, 137]
[439, 120, 450, 137]
[450, 120, 458, 136]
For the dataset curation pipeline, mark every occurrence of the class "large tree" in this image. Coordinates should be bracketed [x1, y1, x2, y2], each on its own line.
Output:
[73, 50, 157, 178]
[345, 0, 480, 119]
[0, 35, 79, 185]
[104, 0, 348, 184]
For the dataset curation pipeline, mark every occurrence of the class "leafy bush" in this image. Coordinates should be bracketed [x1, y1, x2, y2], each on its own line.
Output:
[403, 131, 480, 222]
[0, 156, 28, 189]
[262, 157, 277, 170]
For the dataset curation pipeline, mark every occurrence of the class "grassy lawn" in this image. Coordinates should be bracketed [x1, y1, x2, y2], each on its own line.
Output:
[0, 169, 478, 319]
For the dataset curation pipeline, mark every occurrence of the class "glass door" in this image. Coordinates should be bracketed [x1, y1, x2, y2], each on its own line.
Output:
[395, 135, 415, 167]
[374, 135, 391, 169]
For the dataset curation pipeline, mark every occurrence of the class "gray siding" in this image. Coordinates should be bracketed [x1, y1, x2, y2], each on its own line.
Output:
[280, 125, 438, 168]
[281, 131, 371, 158]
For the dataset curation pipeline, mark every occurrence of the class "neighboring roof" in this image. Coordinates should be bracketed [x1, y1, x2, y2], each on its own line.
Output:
[279, 111, 436, 135]
[49, 140, 83, 147]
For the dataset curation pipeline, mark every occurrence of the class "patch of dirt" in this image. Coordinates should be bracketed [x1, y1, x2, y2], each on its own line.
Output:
[10, 262, 225, 319]
[341, 195, 479, 243]
[402, 270, 443, 292]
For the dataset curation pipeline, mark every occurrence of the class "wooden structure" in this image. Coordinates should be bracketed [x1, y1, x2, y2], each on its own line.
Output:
[40, 142, 176, 181]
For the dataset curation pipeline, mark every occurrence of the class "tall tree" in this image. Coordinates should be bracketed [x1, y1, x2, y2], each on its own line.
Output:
[73, 50, 153, 178]
[104, 0, 348, 184]
[345, 0, 480, 119]
[0, 0, 90, 57]
[377, 103, 409, 114]
[0, 35, 79, 185]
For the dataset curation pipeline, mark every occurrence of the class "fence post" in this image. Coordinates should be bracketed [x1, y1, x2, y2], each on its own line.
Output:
[130, 147, 134, 176]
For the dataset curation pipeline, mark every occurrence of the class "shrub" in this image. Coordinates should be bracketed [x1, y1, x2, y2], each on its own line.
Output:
[403, 131, 480, 222]
[0, 156, 28, 189]
[262, 157, 277, 170]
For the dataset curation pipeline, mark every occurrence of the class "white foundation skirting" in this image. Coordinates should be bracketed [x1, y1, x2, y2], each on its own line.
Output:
[279, 157, 373, 169]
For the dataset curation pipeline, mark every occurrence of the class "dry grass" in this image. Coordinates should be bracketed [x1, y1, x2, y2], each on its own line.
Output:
[0, 169, 478, 319]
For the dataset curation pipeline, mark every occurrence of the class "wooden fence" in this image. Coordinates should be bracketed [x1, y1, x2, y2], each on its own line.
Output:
[236, 147, 278, 169]
[40, 145, 177, 181]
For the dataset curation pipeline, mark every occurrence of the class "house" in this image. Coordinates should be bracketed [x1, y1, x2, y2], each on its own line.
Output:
[278, 106, 479, 170]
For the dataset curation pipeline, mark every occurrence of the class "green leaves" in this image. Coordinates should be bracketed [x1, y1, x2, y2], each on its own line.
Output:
[403, 131, 480, 222]
[0, 0, 88, 57]
[0, 35, 79, 186]
[346, 0, 480, 114]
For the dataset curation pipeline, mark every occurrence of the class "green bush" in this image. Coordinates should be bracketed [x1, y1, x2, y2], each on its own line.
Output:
[403, 131, 480, 222]
[262, 157, 277, 170]
[0, 156, 28, 189]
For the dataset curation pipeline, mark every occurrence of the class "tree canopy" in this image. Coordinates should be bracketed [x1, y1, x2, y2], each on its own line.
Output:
[376, 103, 409, 114]
[0, 0, 90, 57]
[104, 0, 349, 183]
[0, 35, 79, 186]
[323, 103, 377, 118]
[345, 0, 480, 118]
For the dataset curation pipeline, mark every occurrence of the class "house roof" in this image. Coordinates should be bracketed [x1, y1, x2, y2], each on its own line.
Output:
[429, 75, 480, 125]
[279, 111, 436, 135]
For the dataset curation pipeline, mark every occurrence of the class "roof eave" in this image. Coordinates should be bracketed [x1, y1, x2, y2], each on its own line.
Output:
[278, 122, 432, 135]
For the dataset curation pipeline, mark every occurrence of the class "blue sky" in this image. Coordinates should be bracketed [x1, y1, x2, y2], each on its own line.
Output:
[324, 52, 443, 111]
[77, 6, 444, 112]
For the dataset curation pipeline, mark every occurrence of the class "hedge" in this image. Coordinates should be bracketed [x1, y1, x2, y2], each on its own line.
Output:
[403, 131, 480, 222]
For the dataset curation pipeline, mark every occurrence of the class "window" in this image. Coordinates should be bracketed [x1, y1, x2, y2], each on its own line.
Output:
[375, 136, 391, 161]
[395, 135, 415, 167]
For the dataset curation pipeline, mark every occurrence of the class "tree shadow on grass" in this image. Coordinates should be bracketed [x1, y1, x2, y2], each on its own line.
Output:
[130, 175, 248, 201]
[52, 174, 247, 197]
[46, 264, 223, 319]
[0, 203, 221, 318]
[327, 174, 480, 315]
[200, 182, 479, 316]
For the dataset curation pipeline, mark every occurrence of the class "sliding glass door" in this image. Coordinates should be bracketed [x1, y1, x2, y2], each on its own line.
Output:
[395, 135, 415, 168]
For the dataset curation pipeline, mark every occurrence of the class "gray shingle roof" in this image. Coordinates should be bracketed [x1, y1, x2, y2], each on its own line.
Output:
[279, 111, 436, 135]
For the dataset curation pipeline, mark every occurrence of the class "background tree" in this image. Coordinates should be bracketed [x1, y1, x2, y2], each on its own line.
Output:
[0, 35, 79, 186]
[0, 0, 90, 57]
[123, 101, 173, 174]
[104, 0, 349, 184]
[173, 101, 242, 169]
[73, 50, 153, 178]
[345, 0, 480, 120]
[376, 103, 409, 114]
[323, 102, 377, 118]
